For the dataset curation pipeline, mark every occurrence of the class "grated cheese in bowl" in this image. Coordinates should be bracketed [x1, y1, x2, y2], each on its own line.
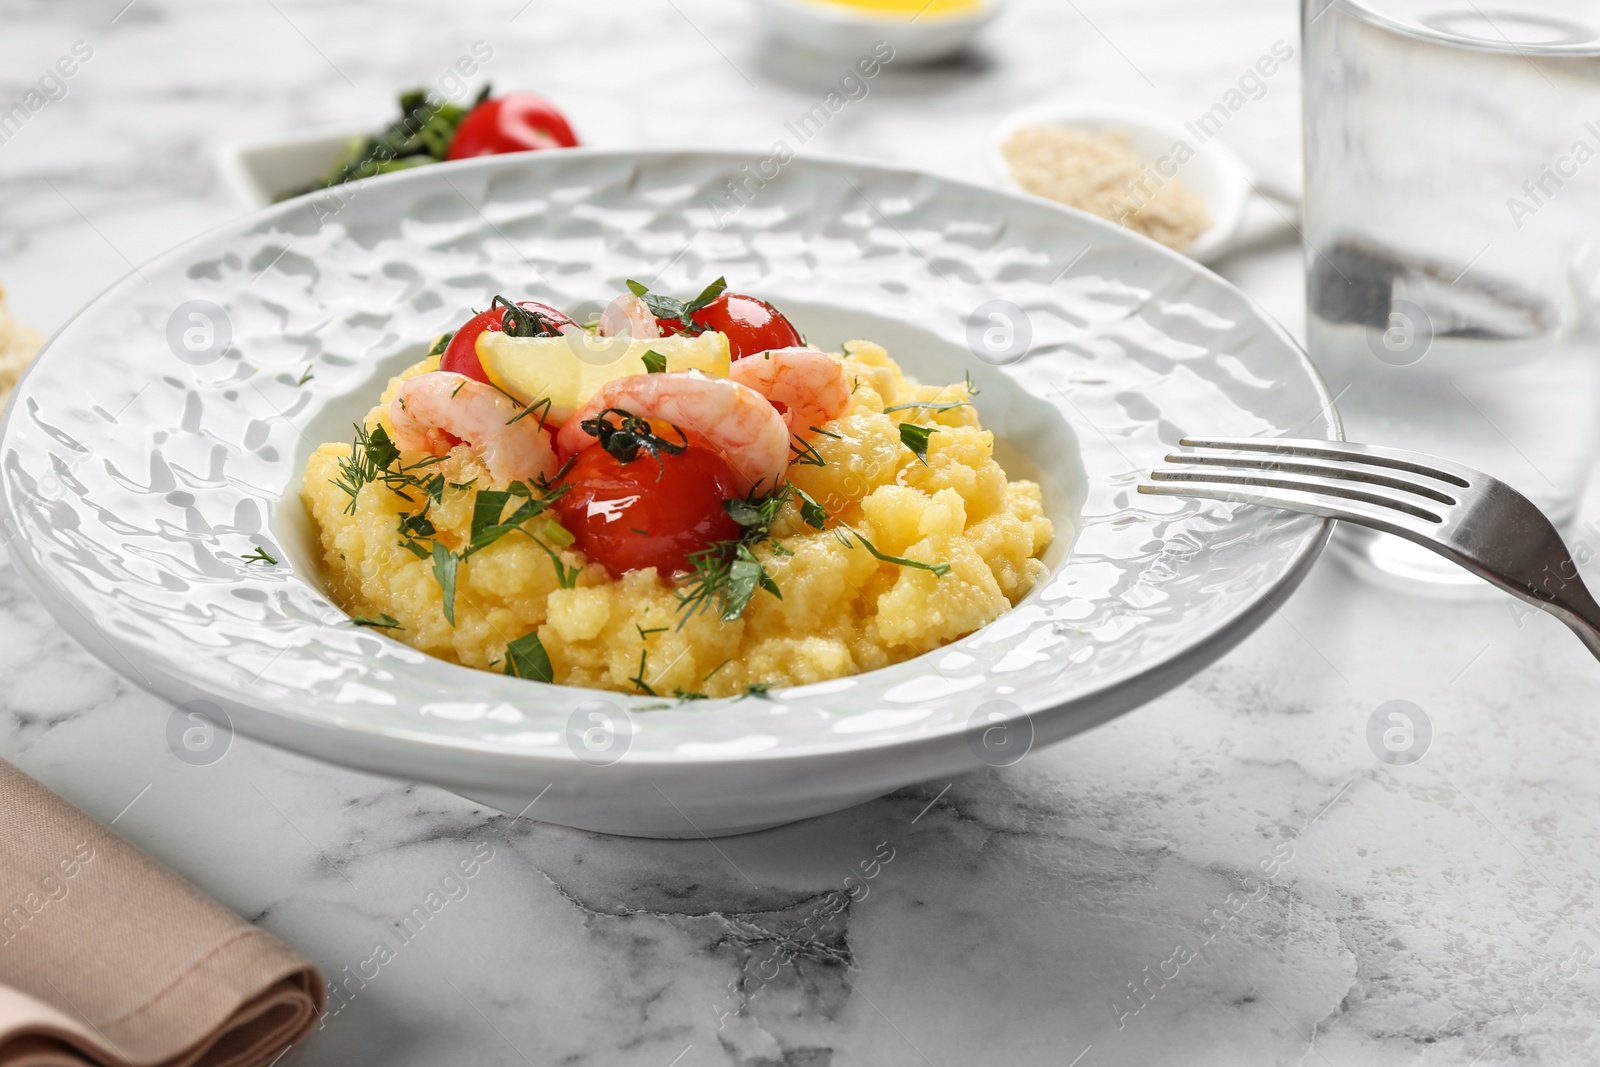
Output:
[1001, 124, 1212, 251]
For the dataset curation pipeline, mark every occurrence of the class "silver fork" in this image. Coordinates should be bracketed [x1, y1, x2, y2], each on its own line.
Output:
[1139, 437, 1600, 661]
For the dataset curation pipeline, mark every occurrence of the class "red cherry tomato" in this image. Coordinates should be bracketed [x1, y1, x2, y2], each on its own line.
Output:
[439, 301, 572, 383]
[553, 439, 742, 578]
[654, 293, 802, 360]
[445, 93, 579, 160]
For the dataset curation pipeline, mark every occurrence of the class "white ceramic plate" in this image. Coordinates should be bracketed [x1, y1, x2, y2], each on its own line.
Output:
[0, 150, 1335, 837]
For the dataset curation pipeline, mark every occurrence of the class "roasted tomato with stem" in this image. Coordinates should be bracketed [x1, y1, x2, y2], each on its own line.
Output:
[684, 292, 802, 360]
[439, 298, 572, 383]
[553, 417, 743, 578]
[638, 279, 803, 361]
[445, 93, 579, 160]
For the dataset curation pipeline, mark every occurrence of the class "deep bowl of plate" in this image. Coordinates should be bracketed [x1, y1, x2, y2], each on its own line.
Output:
[0, 149, 1334, 837]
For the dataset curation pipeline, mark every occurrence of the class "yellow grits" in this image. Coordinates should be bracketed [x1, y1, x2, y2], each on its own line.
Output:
[301, 341, 1057, 698]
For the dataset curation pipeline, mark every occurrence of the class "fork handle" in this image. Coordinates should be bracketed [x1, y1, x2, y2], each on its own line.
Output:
[1536, 596, 1600, 662]
[1494, 555, 1600, 664]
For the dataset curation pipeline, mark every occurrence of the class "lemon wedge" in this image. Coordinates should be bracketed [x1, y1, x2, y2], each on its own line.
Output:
[476, 331, 731, 424]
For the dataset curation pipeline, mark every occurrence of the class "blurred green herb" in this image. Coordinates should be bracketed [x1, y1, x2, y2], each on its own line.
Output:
[278, 86, 491, 200]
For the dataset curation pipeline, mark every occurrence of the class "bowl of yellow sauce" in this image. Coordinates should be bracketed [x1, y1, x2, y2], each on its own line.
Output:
[752, 0, 1003, 64]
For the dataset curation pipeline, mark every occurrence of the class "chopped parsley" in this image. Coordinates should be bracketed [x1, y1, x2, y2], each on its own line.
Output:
[624, 276, 727, 332]
[464, 481, 570, 557]
[431, 542, 459, 625]
[899, 423, 937, 465]
[351, 613, 402, 630]
[503, 630, 554, 682]
[675, 482, 825, 624]
[399, 510, 436, 539]
[640, 348, 668, 374]
[428, 331, 455, 357]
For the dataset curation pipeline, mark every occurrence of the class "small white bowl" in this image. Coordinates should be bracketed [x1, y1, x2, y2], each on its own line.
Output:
[752, 0, 1004, 65]
[218, 124, 369, 209]
[989, 99, 1284, 264]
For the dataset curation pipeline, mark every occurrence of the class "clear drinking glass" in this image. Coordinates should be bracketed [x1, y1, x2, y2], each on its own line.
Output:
[1301, 0, 1600, 592]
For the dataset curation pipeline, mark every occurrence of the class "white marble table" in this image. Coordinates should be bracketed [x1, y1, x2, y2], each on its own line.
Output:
[4, 1, 1600, 1064]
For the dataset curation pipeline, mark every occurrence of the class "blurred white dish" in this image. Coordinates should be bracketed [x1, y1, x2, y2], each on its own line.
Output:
[217, 124, 366, 209]
[752, 0, 1003, 64]
[989, 99, 1298, 264]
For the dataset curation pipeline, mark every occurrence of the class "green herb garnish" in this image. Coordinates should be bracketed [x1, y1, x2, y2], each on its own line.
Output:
[331, 423, 448, 514]
[277, 86, 490, 199]
[624, 277, 727, 332]
[398, 538, 431, 559]
[582, 408, 688, 472]
[883, 400, 969, 414]
[465, 481, 568, 557]
[241, 545, 277, 566]
[351, 613, 402, 630]
[490, 295, 566, 338]
[428, 331, 455, 357]
[431, 541, 459, 626]
[675, 483, 822, 624]
[504, 630, 554, 682]
[530, 537, 581, 588]
[899, 423, 937, 465]
[640, 348, 668, 374]
[399, 510, 436, 539]
[628, 649, 657, 696]
[789, 435, 827, 468]
[506, 395, 554, 428]
[297, 365, 315, 386]
[835, 525, 951, 576]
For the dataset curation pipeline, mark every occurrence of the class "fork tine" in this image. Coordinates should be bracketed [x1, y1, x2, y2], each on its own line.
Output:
[1177, 437, 1474, 489]
[1145, 468, 1447, 525]
[1161, 452, 1459, 506]
[1138, 475, 1441, 538]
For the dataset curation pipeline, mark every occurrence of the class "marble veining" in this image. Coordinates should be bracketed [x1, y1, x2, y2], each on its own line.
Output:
[3, 0, 1600, 1064]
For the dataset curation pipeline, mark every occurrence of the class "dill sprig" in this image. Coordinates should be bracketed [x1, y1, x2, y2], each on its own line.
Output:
[331, 423, 449, 514]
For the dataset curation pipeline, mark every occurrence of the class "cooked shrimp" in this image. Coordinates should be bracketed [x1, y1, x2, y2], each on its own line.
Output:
[728, 346, 852, 435]
[390, 371, 560, 485]
[599, 293, 660, 340]
[557, 370, 790, 494]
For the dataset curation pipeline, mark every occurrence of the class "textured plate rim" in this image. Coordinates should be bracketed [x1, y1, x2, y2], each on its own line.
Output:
[0, 147, 1337, 769]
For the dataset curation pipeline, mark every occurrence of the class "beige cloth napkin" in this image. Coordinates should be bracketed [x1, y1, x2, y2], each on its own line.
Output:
[0, 760, 324, 1067]
[0, 285, 43, 410]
